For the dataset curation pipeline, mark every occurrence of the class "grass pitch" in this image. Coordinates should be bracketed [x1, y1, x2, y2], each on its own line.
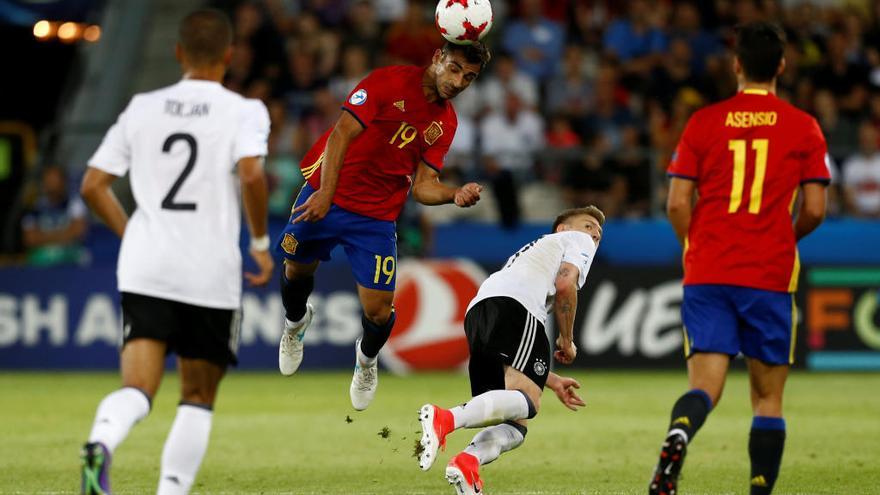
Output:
[1, 370, 878, 494]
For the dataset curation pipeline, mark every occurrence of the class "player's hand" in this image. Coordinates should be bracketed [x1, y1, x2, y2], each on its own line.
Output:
[245, 247, 275, 287]
[454, 183, 482, 207]
[550, 376, 586, 411]
[554, 336, 576, 364]
[292, 190, 332, 223]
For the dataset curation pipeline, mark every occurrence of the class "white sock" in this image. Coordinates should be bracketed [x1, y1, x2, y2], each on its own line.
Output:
[157, 404, 213, 495]
[450, 390, 530, 429]
[88, 387, 151, 453]
[356, 339, 377, 367]
[464, 423, 525, 465]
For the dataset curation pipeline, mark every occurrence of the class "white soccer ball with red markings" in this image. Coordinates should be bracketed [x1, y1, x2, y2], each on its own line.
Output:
[435, 0, 493, 45]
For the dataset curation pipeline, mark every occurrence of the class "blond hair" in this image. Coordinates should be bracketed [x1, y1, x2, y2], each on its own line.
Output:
[552, 206, 606, 233]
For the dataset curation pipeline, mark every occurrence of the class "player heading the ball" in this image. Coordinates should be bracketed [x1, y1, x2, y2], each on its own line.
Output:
[275, 40, 491, 413]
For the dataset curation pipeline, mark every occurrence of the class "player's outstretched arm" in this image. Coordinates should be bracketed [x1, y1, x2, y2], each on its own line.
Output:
[238, 155, 274, 287]
[292, 111, 363, 223]
[553, 262, 579, 365]
[80, 167, 127, 238]
[411, 162, 482, 207]
[794, 182, 827, 241]
[667, 177, 696, 246]
[546, 372, 586, 411]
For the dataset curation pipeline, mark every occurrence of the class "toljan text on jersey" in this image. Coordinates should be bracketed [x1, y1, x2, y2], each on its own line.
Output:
[164, 99, 210, 117]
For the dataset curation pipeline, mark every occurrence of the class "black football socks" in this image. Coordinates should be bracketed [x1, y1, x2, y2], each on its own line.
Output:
[280, 272, 313, 322]
[749, 416, 786, 495]
[668, 388, 713, 442]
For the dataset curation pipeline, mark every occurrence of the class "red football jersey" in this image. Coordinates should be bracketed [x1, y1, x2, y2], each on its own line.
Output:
[300, 65, 457, 221]
[668, 89, 831, 292]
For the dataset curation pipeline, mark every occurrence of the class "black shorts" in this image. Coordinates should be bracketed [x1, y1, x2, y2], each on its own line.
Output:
[464, 296, 550, 396]
[121, 292, 241, 368]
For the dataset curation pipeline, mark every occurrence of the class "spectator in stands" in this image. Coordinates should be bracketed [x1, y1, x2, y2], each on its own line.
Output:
[329, 45, 371, 104]
[445, 114, 478, 182]
[668, 1, 722, 74]
[233, 2, 285, 87]
[224, 43, 255, 94]
[581, 61, 634, 152]
[481, 91, 545, 228]
[561, 134, 623, 217]
[291, 12, 340, 80]
[814, 28, 870, 101]
[546, 114, 582, 150]
[566, 0, 607, 48]
[814, 89, 859, 165]
[502, 0, 566, 82]
[648, 37, 711, 111]
[602, 0, 668, 79]
[266, 100, 301, 218]
[282, 45, 325, 121]
[546, 44, 594, 118]
[842, 122, 880, 218]
[397, 198, 434, 259]
[481, 51, 540, 113]
[608, 125, 652, 217]
[21, 165, 88, 266]
[341, 0, 384, 64]
[385, 0, 445, 65]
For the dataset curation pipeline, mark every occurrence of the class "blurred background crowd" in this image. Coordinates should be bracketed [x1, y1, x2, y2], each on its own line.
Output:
[2, 0, 880, 265]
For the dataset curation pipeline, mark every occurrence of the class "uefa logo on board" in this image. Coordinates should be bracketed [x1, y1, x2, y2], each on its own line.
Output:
[380, 259, 486, 374]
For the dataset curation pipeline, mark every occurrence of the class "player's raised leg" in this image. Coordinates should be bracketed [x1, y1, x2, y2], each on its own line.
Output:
[156, 357, 225, 495]
[649, 352, 728, 495]
[350, 284, 395, 410]
[746, 359, 789, 495]
[82, 338, 164, 495]
[444, 367, 538, 493]
[278, 259, 319, 376]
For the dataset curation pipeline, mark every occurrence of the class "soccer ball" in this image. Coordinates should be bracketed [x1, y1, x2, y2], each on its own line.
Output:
[435, 0, 493, 45]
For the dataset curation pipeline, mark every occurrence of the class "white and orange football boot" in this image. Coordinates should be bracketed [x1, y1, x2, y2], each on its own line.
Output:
[446, 452, 483, 495]
[417, 404, 455, 471]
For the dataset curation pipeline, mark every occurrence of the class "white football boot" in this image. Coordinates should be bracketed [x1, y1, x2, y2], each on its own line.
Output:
[349, 338, 378, 410]
[279, 303, 314, 376]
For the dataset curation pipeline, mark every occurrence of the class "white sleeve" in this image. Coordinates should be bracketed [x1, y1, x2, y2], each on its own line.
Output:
[560, 232, 596, 289]
[88, 98, 135, 176]
[234, 99, 270, 163]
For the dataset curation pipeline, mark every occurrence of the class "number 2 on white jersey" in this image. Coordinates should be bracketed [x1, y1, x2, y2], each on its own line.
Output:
[161, 133, 198, 211]
[728, 138, 768, 214]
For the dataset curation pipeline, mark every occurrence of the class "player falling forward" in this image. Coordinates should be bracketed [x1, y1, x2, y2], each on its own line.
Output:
[417, 207, 603, 495]
[649, 22, 830, 495]
[276, 42, 489, 411]
[78, 9, 273, 495]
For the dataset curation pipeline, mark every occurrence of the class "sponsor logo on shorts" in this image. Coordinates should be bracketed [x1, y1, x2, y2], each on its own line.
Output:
[533, 358, 547, 376]
[281, 233, 298, 255]
[349, 89, 367, 106]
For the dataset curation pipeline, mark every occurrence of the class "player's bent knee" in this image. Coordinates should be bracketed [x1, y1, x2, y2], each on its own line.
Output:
[363, 303, 393, 325]
[284, 259, 318, 279]
[515, 389, 539, 418]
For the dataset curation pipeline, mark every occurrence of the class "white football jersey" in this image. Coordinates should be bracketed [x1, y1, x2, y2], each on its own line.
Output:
[468, 230, 597, 324]
[89, 79, 270, 309]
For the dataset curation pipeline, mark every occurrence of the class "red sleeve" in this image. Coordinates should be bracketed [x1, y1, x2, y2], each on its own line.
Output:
[667, 113, 702, 180]
[800, 118, 832, 185]
[421, 111, 456, 172]
[340, 68, 391, 128]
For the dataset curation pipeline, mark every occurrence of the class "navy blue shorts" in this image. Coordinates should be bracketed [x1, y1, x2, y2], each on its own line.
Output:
[274, 183, 397, 291]
[681, 284, 796, 365]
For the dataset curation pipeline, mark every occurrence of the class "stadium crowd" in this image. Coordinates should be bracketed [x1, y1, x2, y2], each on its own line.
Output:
[209, 0, 880, 226]
[6, 0, 880, 265]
